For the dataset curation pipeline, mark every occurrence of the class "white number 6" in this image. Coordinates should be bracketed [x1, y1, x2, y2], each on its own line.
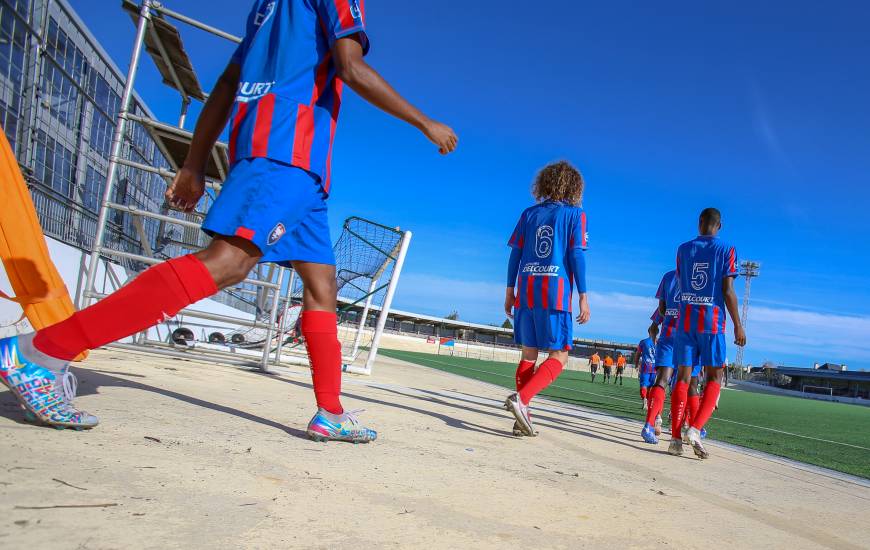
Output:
[535, 225, 554, 258]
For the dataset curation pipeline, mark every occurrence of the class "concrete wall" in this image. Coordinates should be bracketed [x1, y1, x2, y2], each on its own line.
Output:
[733, 380, 870, 407]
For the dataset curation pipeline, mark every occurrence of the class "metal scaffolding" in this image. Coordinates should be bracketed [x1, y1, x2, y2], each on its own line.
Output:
[736, 260, 761, 368]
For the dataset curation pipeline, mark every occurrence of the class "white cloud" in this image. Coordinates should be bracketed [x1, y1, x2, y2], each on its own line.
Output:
[394, 272, 870, 368]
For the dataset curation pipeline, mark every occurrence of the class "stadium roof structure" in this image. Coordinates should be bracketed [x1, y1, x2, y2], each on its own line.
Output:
[776, 367, 870, 383]
[342, 299, 635, 351]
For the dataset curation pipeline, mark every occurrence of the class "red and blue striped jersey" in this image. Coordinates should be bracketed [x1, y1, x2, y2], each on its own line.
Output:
[675, 236, 739, 335]
[655, 269, 681, 338]
[228, 0, 368, 195]
[636, 337, 656, 374]
[508, 202, 588, 311]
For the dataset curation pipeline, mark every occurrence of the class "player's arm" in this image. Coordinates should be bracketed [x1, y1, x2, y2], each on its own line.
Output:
[167, 62, 241, 211]
[504, 247, 522, 318]
[332, 37, 457, 154]
[566, 247, 590, 324]
[722, 276, 745, 346]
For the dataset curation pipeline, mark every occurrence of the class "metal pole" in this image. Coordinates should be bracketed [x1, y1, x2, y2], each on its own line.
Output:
[150, 4, 242, 43]
[274, 269, 296, 364]
[80, 0, 152, 308]
[350, 278, 378, 358]
[359, 230, 412, 375]
[178, 97, 190, 128]
[259, 267, 286, 373]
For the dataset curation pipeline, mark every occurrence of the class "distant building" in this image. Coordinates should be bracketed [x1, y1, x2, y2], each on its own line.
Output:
[773, 367, 870, 399]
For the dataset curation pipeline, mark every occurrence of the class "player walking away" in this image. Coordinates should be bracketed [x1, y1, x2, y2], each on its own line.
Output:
[668, 208, 745, 458]
[0, 0, 457, 440]
[589, 351, 600, 383]
[615, 353, 626, 385]
[503, 161, 590, 437]
[603, 354, 614, 383]
[635, 324, 658, 416]
[640, 269, 680, 444]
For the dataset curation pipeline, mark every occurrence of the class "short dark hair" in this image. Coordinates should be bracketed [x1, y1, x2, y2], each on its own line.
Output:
[700, 207, 721, 227]
[649, 323, 659, 335]
[532, 161, 584, 205]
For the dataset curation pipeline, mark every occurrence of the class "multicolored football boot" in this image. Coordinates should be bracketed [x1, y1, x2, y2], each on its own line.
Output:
[306, 408, 377, 443]
[641, 423, 658, 444]
[687, 427, 709, 459]
[0, 336, 99, 430]
[654, 414, 663, 436]
[504, 393, 534, 436]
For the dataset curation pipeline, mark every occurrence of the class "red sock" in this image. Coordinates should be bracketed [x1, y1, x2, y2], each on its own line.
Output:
[687, 394, 700, 427]
[645, 385, 664, 426]
[640, 387, 648, 401]
[691, 381, 721, 430]
[518, 358, 563, 404]
[515, 360, 535, 392]
[302, 310, 343, 415]
[670, 381, 689, 439]
[33, 255, 217, 361]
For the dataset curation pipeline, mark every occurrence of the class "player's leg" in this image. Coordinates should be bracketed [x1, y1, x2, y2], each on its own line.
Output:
[685, 334, 726, 458]
[511, 346, 539, 436]
[683, 371, 701, 443]
[0, 236, 255, 429]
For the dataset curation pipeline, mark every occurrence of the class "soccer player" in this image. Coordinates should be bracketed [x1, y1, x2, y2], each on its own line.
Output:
[634, 324, 658, 412]
[668, 208, 745, 458]
[603, 354, 614, 383]
[615, 352, 626, 385]
[0, 0, 457, 441]
[588, 351, 600, 383]
[640, 269, 680, 444]
[503, 161, 590, 437]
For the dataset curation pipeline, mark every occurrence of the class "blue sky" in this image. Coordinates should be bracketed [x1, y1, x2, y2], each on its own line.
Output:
[68, 0, 870, 369]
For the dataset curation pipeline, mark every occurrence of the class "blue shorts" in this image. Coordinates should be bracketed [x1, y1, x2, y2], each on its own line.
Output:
[639, 372, 656, 388]
[513, 308, 572, 351]
[202, 158, 335, 267]
[674, 332, 726, 369]
[655, 336, 675, 369]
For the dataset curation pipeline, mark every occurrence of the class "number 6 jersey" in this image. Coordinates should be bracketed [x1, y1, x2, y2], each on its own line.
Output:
[508, 201, 587, 311]
[675, 236, 739, 334]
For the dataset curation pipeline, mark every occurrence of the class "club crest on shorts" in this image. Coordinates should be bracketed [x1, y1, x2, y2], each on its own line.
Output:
[268, 223, 286, 245]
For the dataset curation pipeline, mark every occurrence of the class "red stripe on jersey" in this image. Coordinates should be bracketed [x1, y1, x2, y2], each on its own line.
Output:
[323, 79, 343, 194]
[291, 104, 315, 171]
[683, 304, 691, 333]
[312, 55, 332, 105]
[251, 94, 275, 157]
[557, 278, 565, 311]
[729, 247, 736, 274]
[697, 307, 707, 333]
[580, 212, 587, 248]
[526, 276, 534, 309]
[711, 307, 720, 334]
[229, 102, 248, 162]
[335, 0, 355, 29]
[541, 277, 549, 309]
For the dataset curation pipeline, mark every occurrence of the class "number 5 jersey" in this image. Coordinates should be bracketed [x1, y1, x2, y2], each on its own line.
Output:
[675, 236, 739, 334]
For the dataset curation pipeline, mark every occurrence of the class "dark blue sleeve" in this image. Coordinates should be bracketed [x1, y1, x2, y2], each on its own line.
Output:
[568, 248, 587, 293]
[506, 247, 522, 287]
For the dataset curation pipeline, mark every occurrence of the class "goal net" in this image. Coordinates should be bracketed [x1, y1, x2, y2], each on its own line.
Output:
[283, 216, 411, 374]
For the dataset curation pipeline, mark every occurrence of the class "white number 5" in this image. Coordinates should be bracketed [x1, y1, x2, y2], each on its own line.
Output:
[535, 225, 554, 258]
[691, 262, 709, 291]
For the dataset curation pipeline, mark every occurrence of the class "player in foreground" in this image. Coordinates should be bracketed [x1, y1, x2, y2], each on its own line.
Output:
[0, 0, 456, 441]
[603, 354, 614, 383]
[615, 352, 626, 385]
[668, 208, 744, 458]
[503, 161, 590, 437]
[589, 351, 600, 383]
[640, 269, 680, 444]
[634, 323, 658, 414]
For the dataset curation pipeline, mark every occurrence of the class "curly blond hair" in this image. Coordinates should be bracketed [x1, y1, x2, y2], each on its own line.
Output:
[532, 161, 584, 205]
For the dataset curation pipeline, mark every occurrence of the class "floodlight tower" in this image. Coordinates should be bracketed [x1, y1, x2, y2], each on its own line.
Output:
[735, 260, 761, 369]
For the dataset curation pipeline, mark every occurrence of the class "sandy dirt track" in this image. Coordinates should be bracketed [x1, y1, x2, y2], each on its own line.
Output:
[1, 349, 868, 549]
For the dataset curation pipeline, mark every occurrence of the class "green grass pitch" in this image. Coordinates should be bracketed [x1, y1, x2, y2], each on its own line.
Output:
[380, 349, 870, 479]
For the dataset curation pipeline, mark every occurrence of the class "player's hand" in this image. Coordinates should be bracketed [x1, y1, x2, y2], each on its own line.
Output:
[165, 166, 205, 213]
[576, 293, 590, 324]
[422, 119, 458, 155]
[504, 287, 515, 319]
[734, 325, 746, 347]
